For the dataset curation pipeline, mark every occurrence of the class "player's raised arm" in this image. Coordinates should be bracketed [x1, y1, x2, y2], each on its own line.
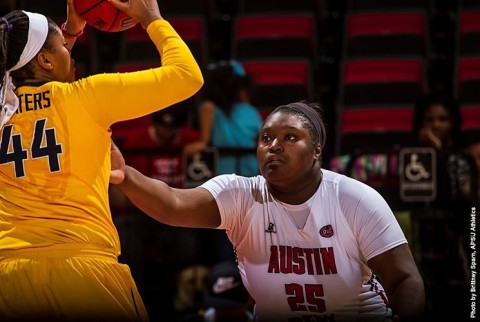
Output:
[62, 0, 86, 48]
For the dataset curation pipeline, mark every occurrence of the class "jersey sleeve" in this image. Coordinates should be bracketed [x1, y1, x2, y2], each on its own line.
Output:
[71, 20, 203, 129]
[337, 175, 407, 261]
[200, 174, 247, 230]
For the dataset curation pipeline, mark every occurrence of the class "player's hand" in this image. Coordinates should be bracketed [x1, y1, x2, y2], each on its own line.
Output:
[109, 0, 162, 29]
[110, 141, 126, 184]
[65, 0, 86, 35]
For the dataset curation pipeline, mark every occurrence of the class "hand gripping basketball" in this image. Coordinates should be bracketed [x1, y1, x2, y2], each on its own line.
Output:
[73, 0, 137, 32]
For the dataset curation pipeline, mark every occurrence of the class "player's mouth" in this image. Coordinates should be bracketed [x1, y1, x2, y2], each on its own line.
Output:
[266, 156, 284, 165]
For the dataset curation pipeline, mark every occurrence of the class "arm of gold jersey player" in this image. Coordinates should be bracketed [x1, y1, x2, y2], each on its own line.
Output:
[72, 19, 203, 129]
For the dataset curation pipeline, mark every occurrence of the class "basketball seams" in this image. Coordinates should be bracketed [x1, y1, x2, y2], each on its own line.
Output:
[110, 9, 122, 32]
[75, 0, 105, 16]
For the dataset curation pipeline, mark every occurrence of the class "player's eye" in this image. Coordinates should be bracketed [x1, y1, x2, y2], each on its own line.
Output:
[261, 133, 272, 142]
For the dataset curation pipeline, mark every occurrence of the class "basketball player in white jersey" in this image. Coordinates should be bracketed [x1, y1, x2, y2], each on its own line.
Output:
[110, 101, 425, 322]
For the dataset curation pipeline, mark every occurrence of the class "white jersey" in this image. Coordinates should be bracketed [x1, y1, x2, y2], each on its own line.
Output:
[200, 169, 407, 322]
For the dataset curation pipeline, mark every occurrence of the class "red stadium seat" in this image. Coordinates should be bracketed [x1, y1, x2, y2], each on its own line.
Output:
[455, 7, 480, 106]
[460, 105, 480, 142]
[459, 10, 480, 56]
[335, 58, 425, 155]
[169, 17, 208, 65]
[119, 15, 207, 64]
[241, 59, 314, 116]
[456, 57, 480, 105]
[341, 108, 414, 133]
[341, 58, 425, 107]
[232, 14, 317, 65]
[238, 0, 322, 15]
[345, 11, 427, 58]
[339, 108, 414, 155]
[347, 0, 428, 11]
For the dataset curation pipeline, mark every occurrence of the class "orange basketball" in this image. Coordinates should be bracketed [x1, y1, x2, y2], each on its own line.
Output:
[73, 0, 137, 32]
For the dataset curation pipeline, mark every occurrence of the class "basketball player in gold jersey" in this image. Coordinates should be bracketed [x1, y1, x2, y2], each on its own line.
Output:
[0, 0, 203, 321]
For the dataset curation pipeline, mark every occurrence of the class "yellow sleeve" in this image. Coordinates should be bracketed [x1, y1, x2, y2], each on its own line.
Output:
[70, 20, 203, 129]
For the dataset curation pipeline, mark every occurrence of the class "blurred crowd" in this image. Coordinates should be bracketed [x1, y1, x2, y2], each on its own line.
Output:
[2, 1, 478, 321]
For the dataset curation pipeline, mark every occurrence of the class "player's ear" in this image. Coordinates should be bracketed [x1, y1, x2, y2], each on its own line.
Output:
[314, 145, 322, 161]
[36, 51, 54, 70]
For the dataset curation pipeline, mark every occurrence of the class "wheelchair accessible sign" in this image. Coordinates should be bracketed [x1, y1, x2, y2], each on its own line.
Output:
[184, 147, 218, 188]
[399, 147, 436, 202]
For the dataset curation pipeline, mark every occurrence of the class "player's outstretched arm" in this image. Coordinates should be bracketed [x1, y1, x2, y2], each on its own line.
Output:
[110, 142, 221, 229]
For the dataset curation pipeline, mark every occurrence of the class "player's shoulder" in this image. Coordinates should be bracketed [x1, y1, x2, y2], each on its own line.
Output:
[210, 173, 265, 187]
[321, 169, 356, 187]
[321, 169, 377, 197]
[325, 168, 374, 183]
[201, 174, 266, 201]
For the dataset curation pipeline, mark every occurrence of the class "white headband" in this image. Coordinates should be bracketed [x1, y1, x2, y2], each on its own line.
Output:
[11, 11, 49, 71]
[1, 11, 48, 129]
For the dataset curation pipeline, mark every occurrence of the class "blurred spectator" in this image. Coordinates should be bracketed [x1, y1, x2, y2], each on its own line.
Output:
[203, 260, 254, 322]
[411, 93, 471, 320]
[174, 260, 254, 322]
[468, 139, 480, 170]
[185, 60, 262, 177]
[413, 94, 466, 152]
[121, 99, 201, 188]
[172, 264, 211, 321]
[466, 137, 480, 205]
[412, 93, 471, 213]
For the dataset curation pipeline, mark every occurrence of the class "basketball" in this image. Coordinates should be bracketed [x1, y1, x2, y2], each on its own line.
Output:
[73, 0, 137, 32]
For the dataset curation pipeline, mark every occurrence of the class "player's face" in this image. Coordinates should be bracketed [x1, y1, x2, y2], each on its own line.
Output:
[41, 30, 76, 82]
[257, 111, 319, 188]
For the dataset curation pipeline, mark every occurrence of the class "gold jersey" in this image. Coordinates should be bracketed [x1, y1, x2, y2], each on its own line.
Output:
[0, 20, 203, 255]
